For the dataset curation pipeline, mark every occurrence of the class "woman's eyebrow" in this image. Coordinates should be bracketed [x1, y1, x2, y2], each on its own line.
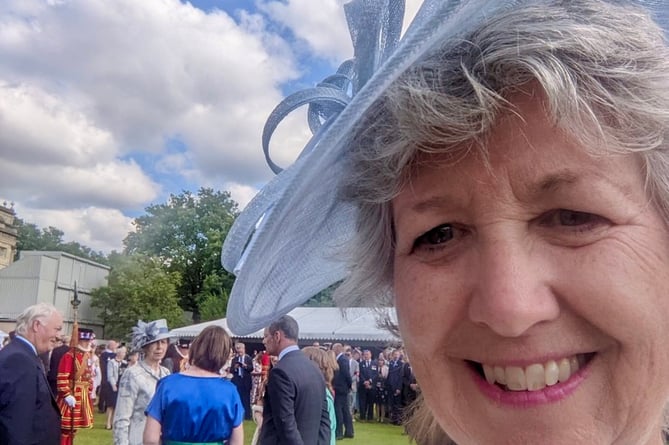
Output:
[525, 168, 635, 201]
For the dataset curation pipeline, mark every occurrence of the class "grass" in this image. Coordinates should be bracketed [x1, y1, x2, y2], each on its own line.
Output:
[77, 412, 413, 445]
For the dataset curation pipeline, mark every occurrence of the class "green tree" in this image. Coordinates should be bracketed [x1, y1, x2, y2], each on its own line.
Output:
[303, 282, 338, 307]
[123, 188, 238, 321]
[14, 218, 108, 264]
[90, 254, 184, 339]
[198, 274, 230, 321]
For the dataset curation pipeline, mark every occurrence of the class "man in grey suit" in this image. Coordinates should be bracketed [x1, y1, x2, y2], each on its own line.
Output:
[259, 315, 330, 445]
[0, 303, 63, 445]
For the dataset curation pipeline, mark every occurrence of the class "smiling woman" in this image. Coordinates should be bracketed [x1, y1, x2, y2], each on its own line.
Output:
[222, 0, 669, 444]
[334, 2, 669, 443]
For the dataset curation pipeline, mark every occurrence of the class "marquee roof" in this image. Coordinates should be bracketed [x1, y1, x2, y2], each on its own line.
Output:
[169, 307, 398, 343]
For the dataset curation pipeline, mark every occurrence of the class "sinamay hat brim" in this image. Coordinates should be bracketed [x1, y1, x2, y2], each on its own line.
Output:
[222, 0, 669, 336]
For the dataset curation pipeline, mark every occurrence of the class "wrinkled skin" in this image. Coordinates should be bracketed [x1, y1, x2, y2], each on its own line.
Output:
[392, 91, 669, 444]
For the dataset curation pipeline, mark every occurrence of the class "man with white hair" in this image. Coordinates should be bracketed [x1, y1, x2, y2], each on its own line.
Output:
[0, 302, 63, 445]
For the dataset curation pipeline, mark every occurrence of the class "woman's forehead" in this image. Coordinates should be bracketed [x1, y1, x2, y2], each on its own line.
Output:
[395, 97, 645, 210]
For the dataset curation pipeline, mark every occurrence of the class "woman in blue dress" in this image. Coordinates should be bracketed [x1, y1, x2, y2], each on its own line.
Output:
[143, 326, 244, 445]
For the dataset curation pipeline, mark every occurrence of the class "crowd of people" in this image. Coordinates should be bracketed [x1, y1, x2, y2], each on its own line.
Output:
[3, 0, 669, 443]
[0, 303, 417, 445]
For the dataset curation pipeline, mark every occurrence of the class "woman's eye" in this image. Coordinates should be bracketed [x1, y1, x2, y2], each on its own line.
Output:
[539, 209, 607, 230]
[413, 224, 455, 249]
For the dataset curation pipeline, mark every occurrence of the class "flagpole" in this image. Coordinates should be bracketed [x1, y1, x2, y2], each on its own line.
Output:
[69, 282, 81, 442]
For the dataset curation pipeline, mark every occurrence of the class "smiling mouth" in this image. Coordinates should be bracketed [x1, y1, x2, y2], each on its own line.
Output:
[468, 353, 595, 391]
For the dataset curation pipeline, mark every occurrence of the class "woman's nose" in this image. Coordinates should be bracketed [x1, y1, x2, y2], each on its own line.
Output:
[467, 233, 560, 337]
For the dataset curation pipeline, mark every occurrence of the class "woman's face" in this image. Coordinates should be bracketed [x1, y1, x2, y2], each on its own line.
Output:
[144, 339, 168, 364]
[392, 92, 669, 444]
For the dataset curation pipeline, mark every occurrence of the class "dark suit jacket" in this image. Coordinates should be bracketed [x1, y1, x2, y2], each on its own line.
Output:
[0, 339, 60, 445]
[402, 362, 418, 404]
[387, 359, 404, 392]
[332, 354, 352, 395]
[259, 349, 330, 445]
[47, 344, 69, 396]
[358, 359, 376, 389]
[231, 353, 253, 387]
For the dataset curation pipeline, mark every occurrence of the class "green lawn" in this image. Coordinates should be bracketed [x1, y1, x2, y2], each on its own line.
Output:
[77, 412, 413, 445]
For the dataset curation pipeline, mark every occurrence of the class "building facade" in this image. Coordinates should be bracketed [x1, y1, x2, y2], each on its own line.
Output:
[0, 204, 17, 270]
[0, 251, 110, 337]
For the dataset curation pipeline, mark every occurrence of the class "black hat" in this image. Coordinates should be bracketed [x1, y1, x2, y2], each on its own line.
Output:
[78, 328, 95, 341]
[177, 338, 191, 349]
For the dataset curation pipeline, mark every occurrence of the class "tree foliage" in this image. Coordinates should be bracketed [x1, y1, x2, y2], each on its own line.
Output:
[90, 254, 184, 340]
[14, 218, 109, 264]
[123, 188, 238, 321]
[303, 282, 338, 307]
[197, 273, 230, 321]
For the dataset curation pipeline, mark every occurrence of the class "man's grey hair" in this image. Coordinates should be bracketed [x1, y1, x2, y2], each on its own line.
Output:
[15, 303, 59, 336]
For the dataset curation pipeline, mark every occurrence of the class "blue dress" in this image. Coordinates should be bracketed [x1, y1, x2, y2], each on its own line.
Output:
[145, 373, 243, 442]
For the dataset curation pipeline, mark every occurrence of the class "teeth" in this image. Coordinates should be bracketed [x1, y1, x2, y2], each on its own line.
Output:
[483, 364, 495, 385]
[480, 355, 586, 392]
[544, 360, 559, 386]
[525, 364, 546, 391]
[557, 358, 571, 382]
[505, 366, 526, 391]
[494, 366, 506, 385]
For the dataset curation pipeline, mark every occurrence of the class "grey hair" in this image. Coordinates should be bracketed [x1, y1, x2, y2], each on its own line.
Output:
[335, 0, 669, 309]
[334, 1, 669, 442]
[15, 303, 60, 336]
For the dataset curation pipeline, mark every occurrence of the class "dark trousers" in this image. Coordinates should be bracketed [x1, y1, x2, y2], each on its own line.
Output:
[334, 391, 354, 438]
[389, 390, 403, 424]
[98, 383, 109, 413]
[232, 376, 252, 420]
[358, 386, 374, 420]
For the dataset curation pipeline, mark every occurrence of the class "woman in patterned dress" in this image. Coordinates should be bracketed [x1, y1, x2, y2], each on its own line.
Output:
[373, 357, 389, 423]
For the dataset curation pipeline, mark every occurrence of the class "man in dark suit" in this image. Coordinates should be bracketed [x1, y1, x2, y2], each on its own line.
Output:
[402, 357, 419, 406]
[387, 349, 405, 425]
[0, 303, 63, 445]
[231, 341, 254, 420]
[97, 339, 117, 413]
[358, 349, 376, 421]
[332, 343, 354, 439]
[47, 335, 70, 396]
[259, 315, 330, 445]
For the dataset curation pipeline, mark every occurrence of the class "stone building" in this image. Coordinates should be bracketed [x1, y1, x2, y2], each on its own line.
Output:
[0, 204, 17, 270]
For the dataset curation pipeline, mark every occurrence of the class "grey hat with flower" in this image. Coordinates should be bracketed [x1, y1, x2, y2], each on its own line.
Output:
[131, 319, 171, 350]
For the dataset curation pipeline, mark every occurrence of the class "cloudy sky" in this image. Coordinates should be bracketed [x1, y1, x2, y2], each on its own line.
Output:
[0, 0, 420, 253]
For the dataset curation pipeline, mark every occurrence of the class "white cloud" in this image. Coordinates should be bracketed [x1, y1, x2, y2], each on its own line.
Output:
[260, 0, 352, 63]
[0, 82, 116, 166]
[0, 0, 307, 250]
[0, 0, 302, 181]
[0, 0, 422, 253]
[0, 82, 160, 212]
[224, 182, 260, 210]
[11, 205, 134, 254]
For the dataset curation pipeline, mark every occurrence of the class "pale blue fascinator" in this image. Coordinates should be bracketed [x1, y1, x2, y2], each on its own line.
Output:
[131, 319, 171, 350]
[222, 0, 669, 335]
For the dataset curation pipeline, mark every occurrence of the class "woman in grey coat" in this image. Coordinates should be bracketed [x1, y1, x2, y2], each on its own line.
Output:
[112, 319, 170, 445]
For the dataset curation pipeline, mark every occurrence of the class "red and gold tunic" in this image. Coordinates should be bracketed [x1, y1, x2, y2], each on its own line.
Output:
[56, 347, 94, 430]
